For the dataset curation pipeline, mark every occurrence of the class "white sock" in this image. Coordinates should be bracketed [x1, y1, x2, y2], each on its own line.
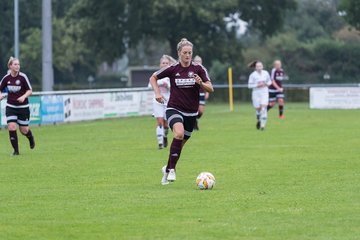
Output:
[156, 126, 164, 145]
[260, 107, 267, 128]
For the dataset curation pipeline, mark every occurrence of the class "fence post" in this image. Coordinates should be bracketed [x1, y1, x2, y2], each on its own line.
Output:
[228, 67, 233, 112]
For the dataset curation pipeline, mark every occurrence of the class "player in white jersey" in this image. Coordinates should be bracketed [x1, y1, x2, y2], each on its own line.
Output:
[248, 61, 272, 130]
[148, 55, 176, 149]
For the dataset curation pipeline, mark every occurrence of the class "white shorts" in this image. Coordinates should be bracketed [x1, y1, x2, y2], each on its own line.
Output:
[153, 101, 167, 118]
[252, 90, 269, 108]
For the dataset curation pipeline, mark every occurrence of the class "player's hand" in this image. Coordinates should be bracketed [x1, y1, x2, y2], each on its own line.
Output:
[258, 82, 266, 88]
[279, 88, 284, 92]
[194, 74, 203, 85]
[155, 94, 165, 104]
[17, 96, 26, 103]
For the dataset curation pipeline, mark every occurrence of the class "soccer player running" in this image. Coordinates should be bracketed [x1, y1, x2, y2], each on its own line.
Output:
[248, 61, 272, 130]
[268, 60, 285, 118]
[149, 38, 214, 185]
[148, 55, 176, 149]
[193, 55, 210, 131]
[0, 57, 35, 155]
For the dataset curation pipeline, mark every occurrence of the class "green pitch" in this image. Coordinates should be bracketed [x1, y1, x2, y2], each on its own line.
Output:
[0, 103, 359, 240]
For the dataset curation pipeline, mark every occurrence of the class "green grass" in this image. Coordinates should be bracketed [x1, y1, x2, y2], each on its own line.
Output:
[0, 103, 359, 240]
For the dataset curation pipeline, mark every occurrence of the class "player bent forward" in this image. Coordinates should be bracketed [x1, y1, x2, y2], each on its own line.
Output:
[149, 38, 214, 185]
[248, 61, 272, 130]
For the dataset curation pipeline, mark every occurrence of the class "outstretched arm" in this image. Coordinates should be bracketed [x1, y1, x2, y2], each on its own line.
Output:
[149, 74, 164, 104]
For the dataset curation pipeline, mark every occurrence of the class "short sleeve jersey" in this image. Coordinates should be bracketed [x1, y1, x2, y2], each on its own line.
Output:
[269, 68, 284, 90]
[0, 72, 32, 108]
[155, 62, 210, 114]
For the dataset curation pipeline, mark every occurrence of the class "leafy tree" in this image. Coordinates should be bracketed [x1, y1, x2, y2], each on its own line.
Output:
[339, 0, 360, 29]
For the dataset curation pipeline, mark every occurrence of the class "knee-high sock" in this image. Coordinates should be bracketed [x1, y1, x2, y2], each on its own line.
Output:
[9, 130, 19, 153]
[279, 105, 284, 116]
[24, 129, 33, 139]
[164, 127, 169, 138]
[267, 105, 273, 111]
[256, 110, 260, 121]
[166, 138, 183, 171]
[156, 125, 163, 145]
[260, 107, 267, 128]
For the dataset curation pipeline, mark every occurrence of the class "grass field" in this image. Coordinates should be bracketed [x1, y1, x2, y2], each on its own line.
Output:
[0, 103, 359, 240]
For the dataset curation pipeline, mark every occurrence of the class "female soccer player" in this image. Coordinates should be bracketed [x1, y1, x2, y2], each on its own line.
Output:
[268, 60, 285, 118]
[149, 38, 214, 185]
[248, 61, 272, 130]
[148, 55, 176, 149]
[0, 57, 35, 155]
[193, 55, 210, 131]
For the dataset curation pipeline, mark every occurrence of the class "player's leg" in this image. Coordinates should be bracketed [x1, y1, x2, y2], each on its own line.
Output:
[18, 108, 35, 149]
[154, 103, 165, 149]
[161, 109, 185, 183]
[277, 94, 285, 118]
[163, 108, 169, 148]
[268, 92, 276, 111]
[6, 107, 20, 155]
[259, 93, 269, 130]
[252, 92, 261, 129]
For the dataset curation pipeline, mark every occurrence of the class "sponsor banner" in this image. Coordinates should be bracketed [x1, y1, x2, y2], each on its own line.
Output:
[139, 91, 154, 116]
[310, 87, 360, 109]
[64, 93, 105, 122]
[41, 95, 64, 124]
[29, 96, 41, 125]
[104, 92, 141, 117]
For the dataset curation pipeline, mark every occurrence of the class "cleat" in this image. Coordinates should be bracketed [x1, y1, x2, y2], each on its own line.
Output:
[158, 144, 163, 150]
[167, 169, 176, 182]
[12, 151, 19, 156]
[161, 166, 169, 185]
[256, 121, 260, 130]
[260, 127, 265, 131]
[163, 137, 168, 148]
[29, 136, 35, 149]
[279, 115, 285, 119]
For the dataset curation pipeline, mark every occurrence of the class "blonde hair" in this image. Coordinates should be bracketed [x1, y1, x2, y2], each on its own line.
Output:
[177, 38, 193, 52]
[8, 56, 19, 68]
[160, 54, 176, 65]
[193, 55, 202, 64]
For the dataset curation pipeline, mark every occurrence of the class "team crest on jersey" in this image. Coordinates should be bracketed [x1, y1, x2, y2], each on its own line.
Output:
[15, 80, 21, 85]
[188, 71, 194, 78]
[175, 73, 180, 76]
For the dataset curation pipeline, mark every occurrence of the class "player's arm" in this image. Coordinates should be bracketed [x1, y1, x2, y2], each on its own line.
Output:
[271, 80, 283, 92]
[149, 74, 165, 104]
[0, 77, 7, 100]
[248, 74, 257, 89]
[205, 91, 210, 100]
[195, 67, 214, 93]
[17, 89, 32, 103]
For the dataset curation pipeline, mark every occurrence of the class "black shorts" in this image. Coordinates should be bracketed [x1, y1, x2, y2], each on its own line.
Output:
[269, 91, 285, 102]
[199, 94, 206, 106]
[6, 106, 30, 126]
[166, 109, 197, 140]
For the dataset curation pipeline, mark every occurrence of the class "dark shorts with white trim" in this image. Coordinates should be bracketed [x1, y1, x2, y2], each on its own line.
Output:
[166, 108, 197, 140]
[6, 106, 30, 126]
[269, 91, 285, 102]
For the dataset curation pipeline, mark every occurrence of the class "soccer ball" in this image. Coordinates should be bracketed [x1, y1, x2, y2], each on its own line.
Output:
[196, 172, 216, 190]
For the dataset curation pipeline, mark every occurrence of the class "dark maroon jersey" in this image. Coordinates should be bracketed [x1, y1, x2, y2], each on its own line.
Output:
[269, 68, 284, 90]
[0, 72, 32, 108]
[155, 62, 210, 115]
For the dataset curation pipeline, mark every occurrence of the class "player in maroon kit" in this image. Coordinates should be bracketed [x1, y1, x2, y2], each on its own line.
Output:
[149, 38, 214, 185]
[193, 55, 210, 131]
[268, 60, 285, 118]
[0, 57, 35, 155]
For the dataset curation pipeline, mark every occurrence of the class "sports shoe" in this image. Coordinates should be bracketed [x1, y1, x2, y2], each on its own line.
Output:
[163, 137, 168, 148]
[161, 166, 169, 185]
[260, 127, 265, 131]
[279, 115, 285, 119]
[167, 169, 176, 182]
[158, 144, 163, 150]
[256, 121, 260, 130]
[29, 136, 35, 149]
[12, 151, 19, 156]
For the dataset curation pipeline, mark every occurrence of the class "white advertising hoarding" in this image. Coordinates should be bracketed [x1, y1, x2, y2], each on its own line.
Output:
[310, 87, 360, 109]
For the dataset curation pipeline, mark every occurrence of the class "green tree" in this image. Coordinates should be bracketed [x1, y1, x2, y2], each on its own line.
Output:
[339, 0, 360, 29]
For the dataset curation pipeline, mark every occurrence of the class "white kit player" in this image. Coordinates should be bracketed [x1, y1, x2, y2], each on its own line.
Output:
[148, 55, 176, 149]
[248, 61, 272, 130]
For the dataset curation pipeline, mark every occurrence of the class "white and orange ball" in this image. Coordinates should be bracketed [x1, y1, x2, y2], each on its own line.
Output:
[196, 172, 216, 190]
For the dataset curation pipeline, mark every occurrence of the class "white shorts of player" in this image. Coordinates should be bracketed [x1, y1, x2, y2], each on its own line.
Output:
[153, 101, 167, 118]
[252, 89, 269, 108]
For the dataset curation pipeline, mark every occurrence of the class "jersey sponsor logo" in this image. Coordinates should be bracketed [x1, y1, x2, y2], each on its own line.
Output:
[175, 78, 196, 87]
[15, 79, 21, 85]
[7, 85, 22, 93]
